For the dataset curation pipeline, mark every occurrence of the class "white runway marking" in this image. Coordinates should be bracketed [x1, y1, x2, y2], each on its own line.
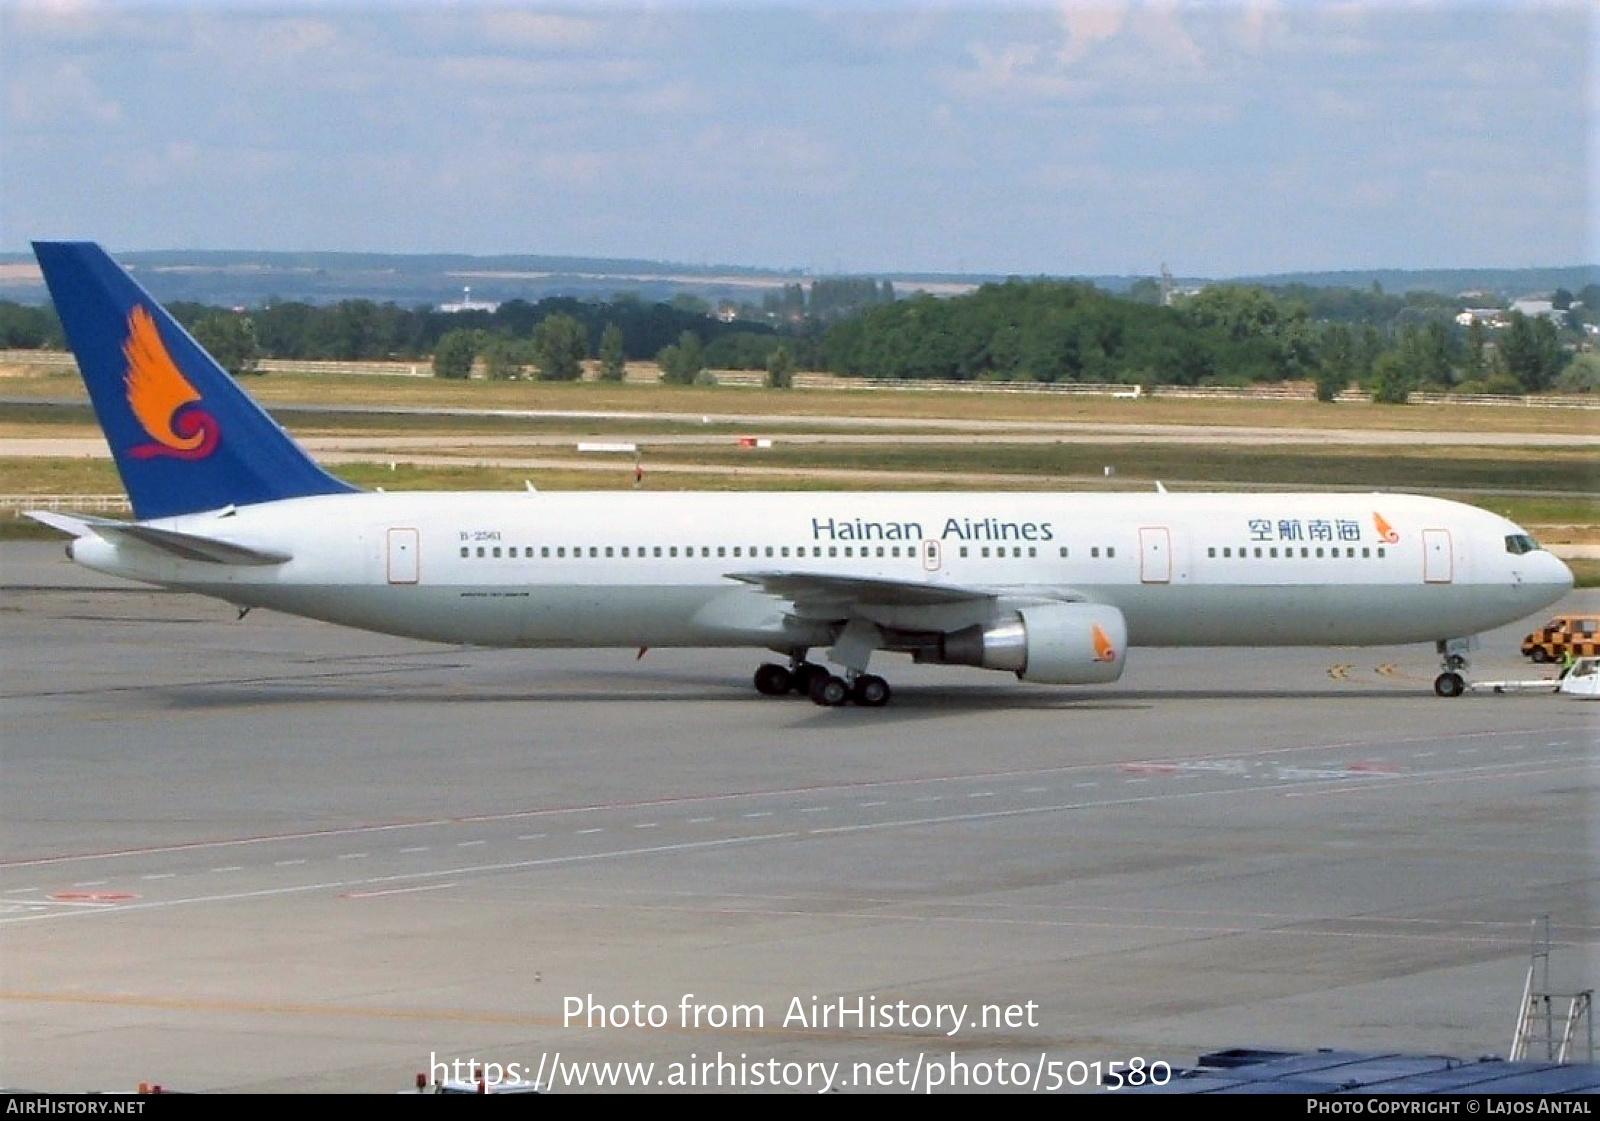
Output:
[0, 833, 801, 924]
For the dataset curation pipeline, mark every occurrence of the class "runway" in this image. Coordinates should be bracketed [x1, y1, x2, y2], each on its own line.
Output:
[1, 542, 1594, 1092]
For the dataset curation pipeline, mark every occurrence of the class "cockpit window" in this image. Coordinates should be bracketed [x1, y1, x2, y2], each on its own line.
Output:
[1504, 534, 1540, 555]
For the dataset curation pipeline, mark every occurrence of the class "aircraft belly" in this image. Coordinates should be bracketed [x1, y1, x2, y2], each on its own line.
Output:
[194, 583, 765, 648]
[1114, 583, 1537, 646]
[188, 576, 1544, 650]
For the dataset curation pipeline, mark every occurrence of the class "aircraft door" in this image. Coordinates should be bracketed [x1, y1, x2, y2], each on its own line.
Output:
[1139, 526, 1171, 584]
[387, 527, 420, 585]
[921, 538, 942, 572]
[1422, 528, 1452, 584]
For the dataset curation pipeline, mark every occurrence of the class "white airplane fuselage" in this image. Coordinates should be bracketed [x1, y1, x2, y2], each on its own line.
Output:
[67, 489, 1571, 655]
[31, 241, 1576, 706]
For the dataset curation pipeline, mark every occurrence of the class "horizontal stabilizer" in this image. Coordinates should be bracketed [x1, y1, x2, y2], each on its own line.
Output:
[25, 510, 291, 566]
[23, 510, 101, 539]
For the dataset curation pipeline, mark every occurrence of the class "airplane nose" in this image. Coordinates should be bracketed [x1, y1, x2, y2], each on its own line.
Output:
[1538, 551, 1576, 595]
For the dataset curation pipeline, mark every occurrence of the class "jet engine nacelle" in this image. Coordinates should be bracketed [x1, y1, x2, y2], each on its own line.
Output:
[935, 603, 1127, 684]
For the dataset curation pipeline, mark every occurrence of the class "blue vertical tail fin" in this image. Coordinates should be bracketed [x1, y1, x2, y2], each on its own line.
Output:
[33, 241, 356, 520]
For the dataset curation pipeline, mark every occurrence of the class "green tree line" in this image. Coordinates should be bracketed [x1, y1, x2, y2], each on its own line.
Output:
[4, 277, 1594, 398]
[0, 295, 766, 366]
[816, 280, 1594, 399]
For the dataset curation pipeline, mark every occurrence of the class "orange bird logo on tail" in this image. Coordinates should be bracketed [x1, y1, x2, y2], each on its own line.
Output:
[1373, 511, 1400, 544]
[123, 306, 219, 460]
[1092, 623, 1117, 663]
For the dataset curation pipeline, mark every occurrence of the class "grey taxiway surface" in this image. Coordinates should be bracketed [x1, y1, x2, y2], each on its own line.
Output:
[1, 542, 1594, 1093]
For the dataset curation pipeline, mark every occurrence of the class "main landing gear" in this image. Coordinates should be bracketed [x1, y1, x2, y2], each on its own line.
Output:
[752, 655, 892, 708]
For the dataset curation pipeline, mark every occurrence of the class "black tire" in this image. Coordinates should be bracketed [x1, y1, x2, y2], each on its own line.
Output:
[852, 675, 891, 707]
[1434, 672, 1465, 698]
[792, 662, 823, 696]
[1529, 647, 1552, 664]
[810, 674, 850, 707]
[753, 663, 792, 696]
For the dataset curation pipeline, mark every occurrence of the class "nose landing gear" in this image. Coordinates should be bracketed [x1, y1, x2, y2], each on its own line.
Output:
[1433, 637, 1475, 698]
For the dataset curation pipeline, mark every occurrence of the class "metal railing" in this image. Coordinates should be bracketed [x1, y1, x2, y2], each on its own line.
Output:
[0, 494, 130, 513]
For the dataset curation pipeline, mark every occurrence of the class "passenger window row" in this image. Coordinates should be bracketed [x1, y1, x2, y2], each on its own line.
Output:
[456, 542, 1124, 561]
[1207, 545, 1386, 559]
[458, 543, 926, 560]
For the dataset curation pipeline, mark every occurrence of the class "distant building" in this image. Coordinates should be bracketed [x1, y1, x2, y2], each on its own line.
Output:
[1509, 298, 1565, 324]
[439, 285, 499, 314]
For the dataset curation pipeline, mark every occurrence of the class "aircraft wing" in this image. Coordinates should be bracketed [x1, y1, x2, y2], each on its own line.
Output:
[26, 510, 292, 566]
[727, 570, 1088, 618]
[727, 570, 996, 611]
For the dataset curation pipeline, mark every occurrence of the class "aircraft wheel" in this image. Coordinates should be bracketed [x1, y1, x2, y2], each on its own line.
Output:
[1434, 672, 1465, 698]
[789, 662, 818, 696]
[753, 663, 792, 696]
[810, 674, 850, 707]
[852, 674, 891, 707]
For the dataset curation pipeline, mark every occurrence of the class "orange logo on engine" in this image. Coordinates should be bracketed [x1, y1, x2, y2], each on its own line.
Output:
[124, 306, 219, 460]
[1091, 623, 1117, 663]
[1373, 511, 1399, 544]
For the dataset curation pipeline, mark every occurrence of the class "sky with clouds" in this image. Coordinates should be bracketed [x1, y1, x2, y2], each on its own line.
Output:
[2, 1, 1593, 276]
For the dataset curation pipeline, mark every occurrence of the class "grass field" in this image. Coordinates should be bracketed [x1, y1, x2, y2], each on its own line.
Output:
[3, 363, 1596, 435]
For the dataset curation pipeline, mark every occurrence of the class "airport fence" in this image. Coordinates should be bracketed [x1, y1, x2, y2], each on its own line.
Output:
[0, 494, 130, 514]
